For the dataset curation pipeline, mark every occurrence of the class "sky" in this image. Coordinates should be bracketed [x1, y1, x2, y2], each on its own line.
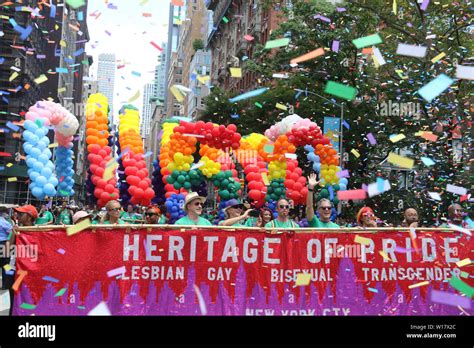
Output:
[85, 0, 171, 118]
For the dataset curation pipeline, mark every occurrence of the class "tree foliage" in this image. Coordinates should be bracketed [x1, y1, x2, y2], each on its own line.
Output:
[201, 0, 473, 225]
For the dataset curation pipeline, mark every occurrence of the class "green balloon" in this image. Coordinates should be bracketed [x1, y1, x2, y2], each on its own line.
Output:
[222, 179, 229, 187]
[177, 175, 186, 183]
[320, 189, 329, 198]
[333, 198, 339, 205]
[183, 182, 192, 189]
[173, 182, 181, 190]
[219, 190, 230, 200]
[333, 184, 340, 191]
[166, 176, 174, 184]
[171, 171, 179, 179]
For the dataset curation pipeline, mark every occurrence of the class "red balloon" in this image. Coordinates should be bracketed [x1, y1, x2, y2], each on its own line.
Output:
[88, 144, 100, 154]
[104, 184, 115, 194]
[138, 180, 149, 190]
[130, 196, 140, 205]
[285, 179, 295, 189]
[136, 170, 146, 180]
[134, 188, 144, 199]
[97, 179, 106, 189]
[96, 167, 105, 178]
[94, 188, 104, 198]
[144, 188, 155, 200]
[294, 183, 303, 192]
[98, 150, 107, 157]
[104, 147, 111, 155]
[248, 190, 262, 201]
[100, 192, 110, 202]
[126, 175, 140, 186]
[124, 166, 138, 176]
[128, 186, 137, 195]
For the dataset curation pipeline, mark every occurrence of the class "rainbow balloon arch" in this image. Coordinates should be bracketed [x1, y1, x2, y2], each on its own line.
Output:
[158, 114, 349, 223]
[22, 94, 348, 216]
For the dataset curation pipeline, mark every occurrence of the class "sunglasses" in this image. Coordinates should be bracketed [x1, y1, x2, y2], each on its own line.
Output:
[230, 205, 243, 209]
[146, 212, 158, 216]
[108, 207, 120, 212]
[362, 213, 374, 217]
[279, 205, 290, 209]
[193, 202, 203, 207]
[319, 207, 332, 211]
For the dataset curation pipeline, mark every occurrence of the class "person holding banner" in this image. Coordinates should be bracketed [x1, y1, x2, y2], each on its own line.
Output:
[265, 198, 300, 228]
[101, 200, 125, 225]
[35, 204, 54, 225]
[144, 206, 165, 224]
[445, 203, 469, 228]
[219, 199, 254, 227]
[175, 192, 212, 226]
[400, 208, 420, 228]
[306, 173, 339, 228]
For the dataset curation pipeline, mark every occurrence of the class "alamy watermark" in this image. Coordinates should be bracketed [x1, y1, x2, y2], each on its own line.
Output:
[0, 243, 38, 262]
[377, 101, 421, 119]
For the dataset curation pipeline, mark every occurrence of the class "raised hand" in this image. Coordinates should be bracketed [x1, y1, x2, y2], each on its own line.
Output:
[307, 173, 319, 190]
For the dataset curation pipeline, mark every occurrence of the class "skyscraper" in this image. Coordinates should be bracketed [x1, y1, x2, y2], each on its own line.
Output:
[141, 83, 155, 138]
[154, 42, 168, 103]
[97, 53, 116, 120]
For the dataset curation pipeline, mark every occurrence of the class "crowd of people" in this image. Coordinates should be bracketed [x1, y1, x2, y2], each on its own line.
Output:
[0, 174, 470, 316]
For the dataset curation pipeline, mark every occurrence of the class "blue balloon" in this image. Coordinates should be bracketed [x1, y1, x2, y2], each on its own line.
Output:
[313, 156, 320, 163]
[30, 148, 41, 158]
[38, 154, 49, 164]
[307, 153, 316, 162]
[26, 157, 36, 167]
[34, 129, 44, 138]
[36, 175, 47, 187]
[312, 163, 321, 172]
[43, 183, 56, 196]
[41, 167, 53, 178]
[23, 143, 33, 154]
[24, 120, 38, 132]
[340, 178, 348, 186]
[339, 183, 347, 191]
[48, 177, 59, 187]
[31, 187, 44, 198]
[33, 162, 44, 172]
[30, 171, 40, 181]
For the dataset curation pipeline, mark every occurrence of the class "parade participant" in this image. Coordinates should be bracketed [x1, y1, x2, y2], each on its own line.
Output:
[446, 203, 469, 228]
[144, 206, 163, 224]
[306, 173, 339, 228]
[175, 192, 212, 226]
[356, 206, 378, 227]
[219, 199, 253, 227]
[400, 208, 419, 228]
[265, 198, 299, 228]
[121, 204, 140, 224]
[72, 211, 94, 225]
[15, 205, 38, 227]
[58, 201, 72, 225]
[256, 207, 274, 228]
[36, 204, 54, 225]
[101, 200, 125, 225]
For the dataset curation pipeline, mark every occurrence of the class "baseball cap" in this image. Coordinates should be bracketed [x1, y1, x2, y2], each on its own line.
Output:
[14, 205, 39, 219]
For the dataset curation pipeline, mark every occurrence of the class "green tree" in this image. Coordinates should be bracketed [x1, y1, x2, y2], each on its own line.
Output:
[202, 0, 473, 225]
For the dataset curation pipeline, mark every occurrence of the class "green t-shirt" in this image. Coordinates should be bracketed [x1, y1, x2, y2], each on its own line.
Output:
[58, 210, 71, 225]
[244, 217, 258, 227]
[264, 219, 299, 229]
[121, 212, 141, 223]
[308, 216, 340, 228]
[103, 219, 126, 225]
[36, 211, 54, 225]
[175, 216, 212, 226]
[219, 221, 244, 227]
[158, 215, 167, 224]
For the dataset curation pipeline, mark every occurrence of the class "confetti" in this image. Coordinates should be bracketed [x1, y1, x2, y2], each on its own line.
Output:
[331, 40, 339, 52]
[337, 189, 367, 201]
[352, 34, 382, 49]
[324, 81, 358, 100]
[295, 273, 311, 286]
[284, 153, 297, 159]
[446, 184, 467, 196]
[34, 74, 48, 85]
[193, 284, 207, 315]
[350, 149, 360, 158]
[12, 270, 28, 291]
[264, 38, 290, 49]
[366, 133, 377, 145]
[244, 35, 254, 41]
[290, 48, 325, 65]
[396, 43, 427, 58]
[456, 259, 471, 268]
[42, 276, 60, 283]
[354, 235, 371, 245]
[0, 291, 10, 312]
[7, 177, 17, 182]
[20, 303, 36, 310]
[428, 192, 442, 201]
[57, 248, 66, 255]
[66, 218, 91, 236]
[88, 301, 111, 316]
[420, 157, 435, 166]
[447, 224, 472, 237]
[408, 281, 430, 289]
[449, 277, 473, 298]
[372, 46, 386, 66]
[368, 287, 378, 293]
[368, 179, 390, 197]
[431, 52, 446, 63]
[263, 145, 274, 153]
[417, 74, 454, 103]
[107, 266, 126, 278]
[261, 173, 270, 186]
[54, 288, 67, 297]
[150, 41, 163, 51]
[389, 134, 406, 143]
[275, 103, 287, 110]
[430, 290, 471, 309]
[456, 65, 474, 80]
[229, 88, 268, 103]
[387, 152, 414, 169]
[230, 68, 242, 78]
